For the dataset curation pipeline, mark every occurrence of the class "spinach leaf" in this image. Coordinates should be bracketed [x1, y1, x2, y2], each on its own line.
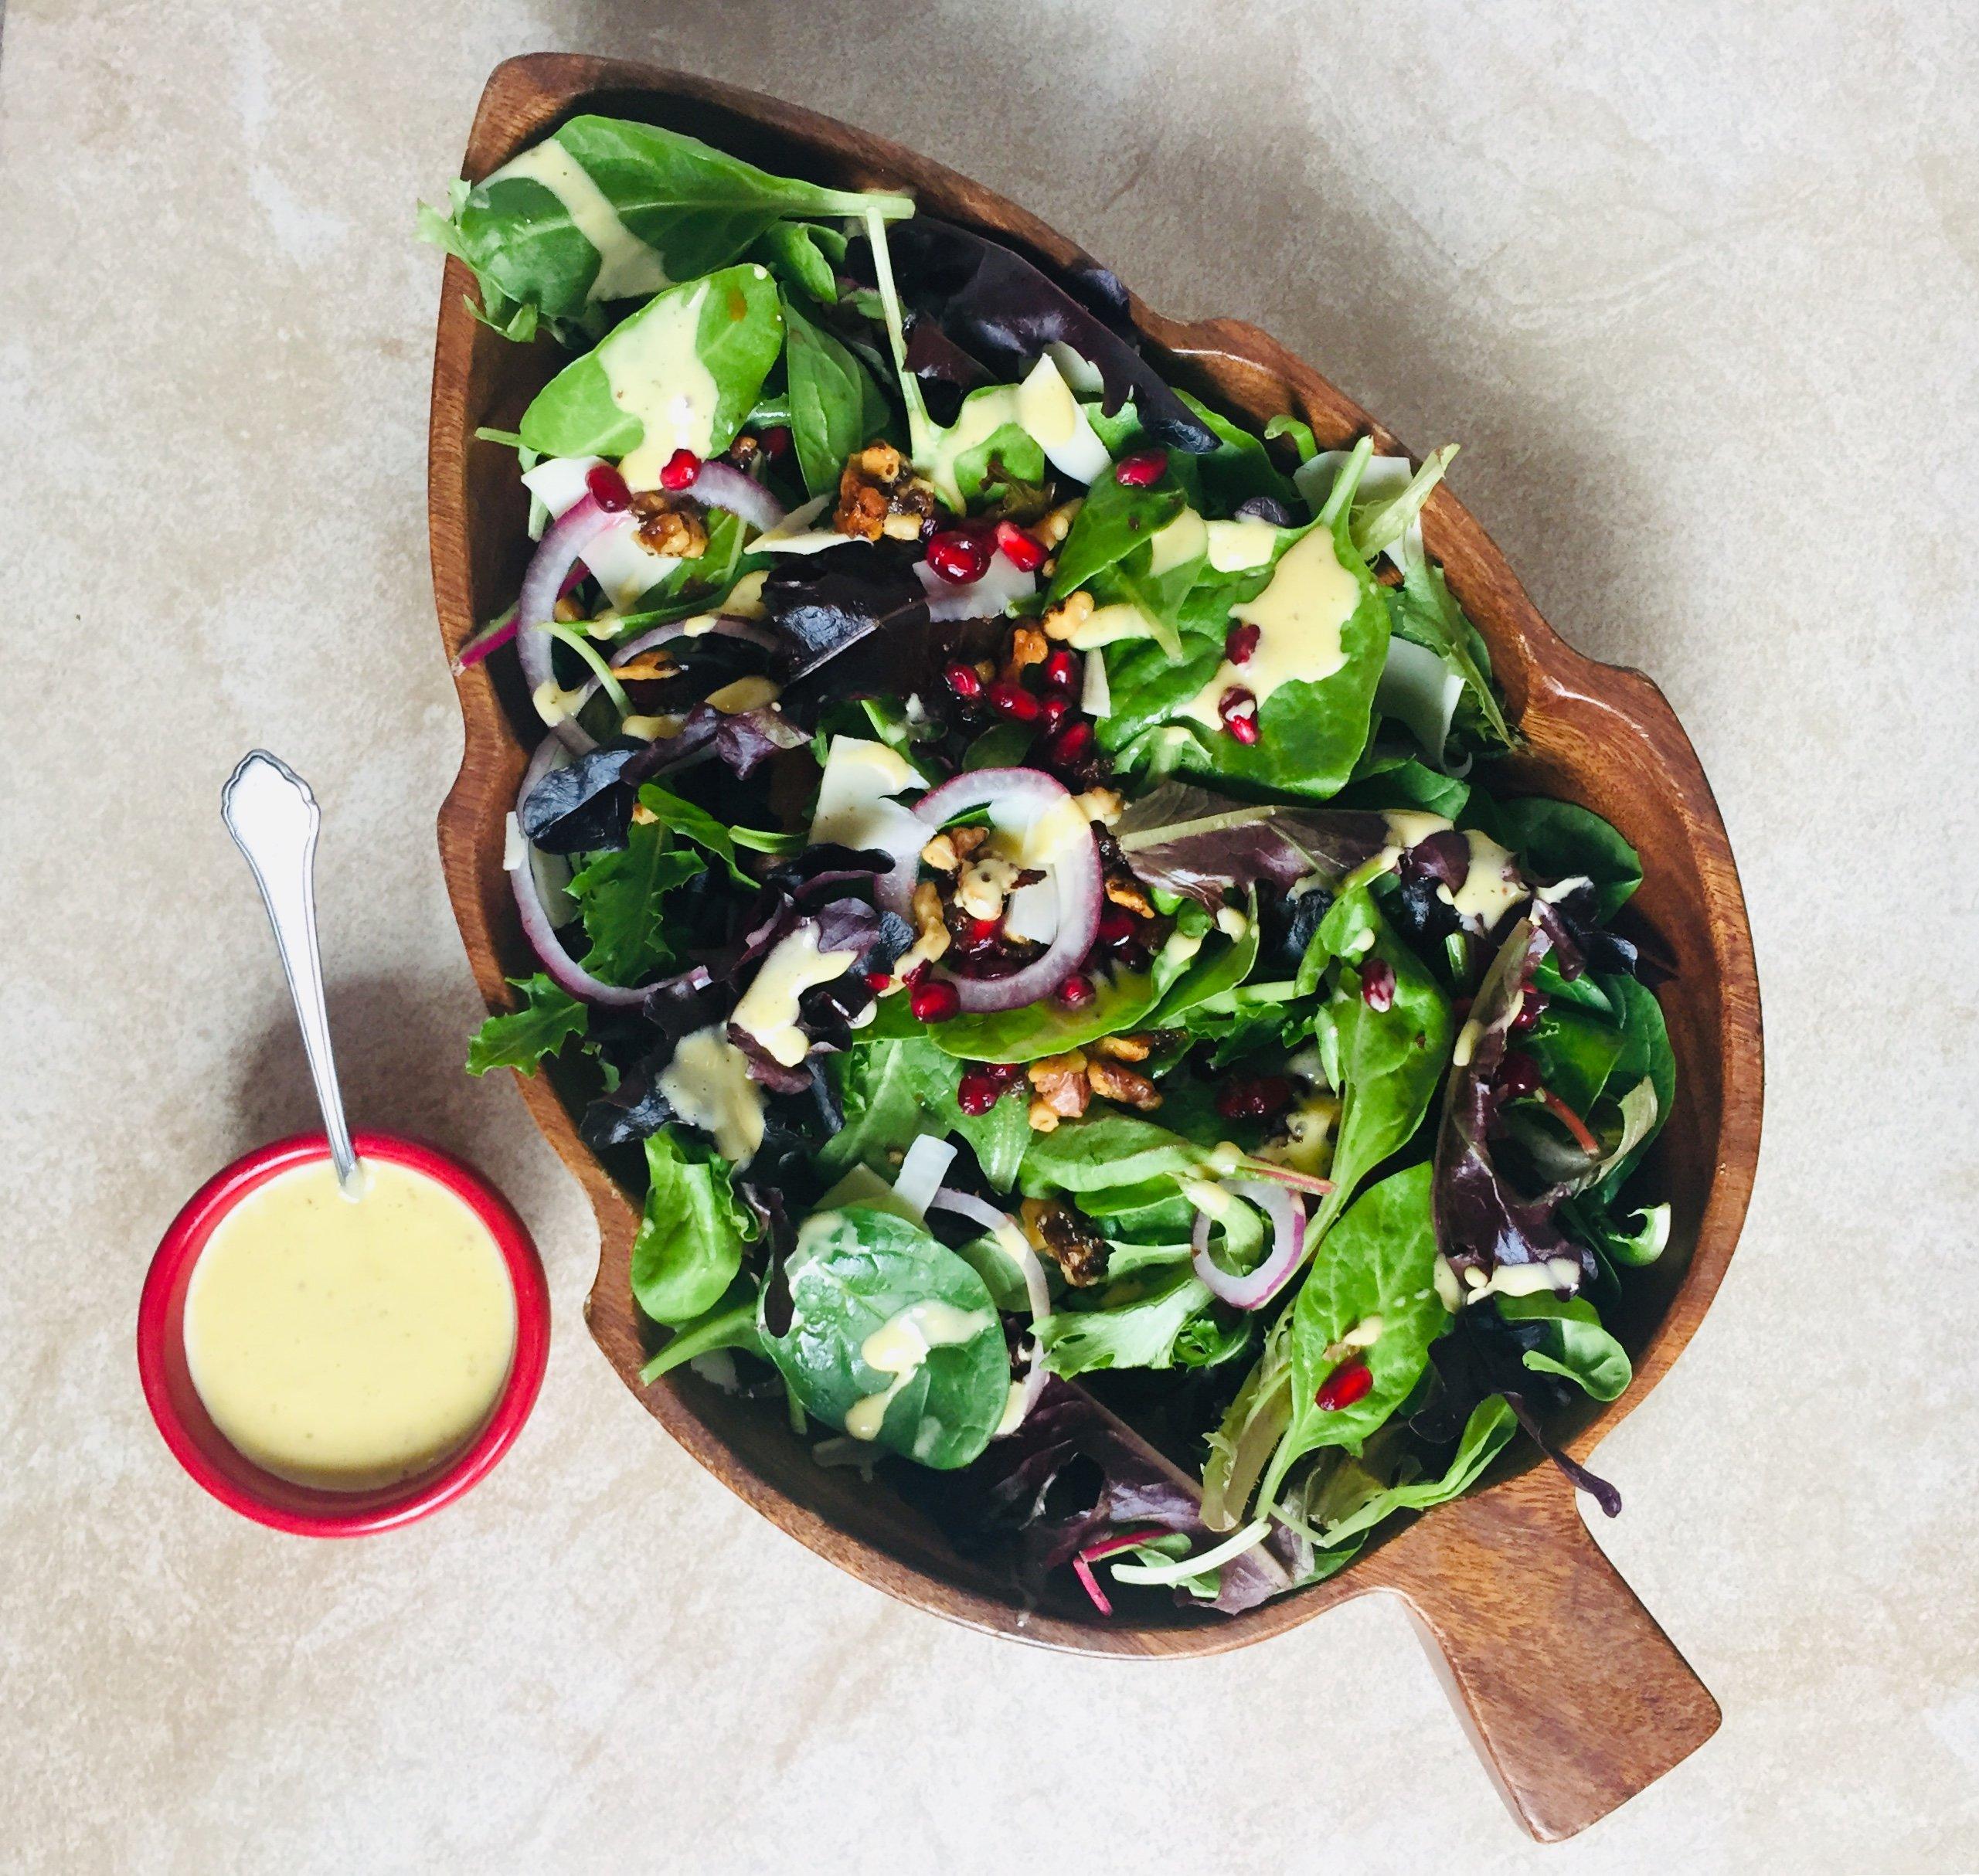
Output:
[1474, 797, 1641, 915]
[1495, 1293, 1631, 1402]
[1336, 745, 1473, 820]
[639, 1289, 765, 1383]
[631, 1128, 759, 1326]
[1593, 975, 1675, 1198]
[1039, 1269, 1216, 1375]
[821, 1037, 1030, 1191]
[1147, 893, 1262, 1025]
[1301, 884, 1454, 1237]
[760, 1205, 1010, 1468]
[753, 221, 842, 304]
[1020, 1110, 1209, 1197]
[1524, 1004, 1627, 1116]
[519, 266, 784, 467]
[1258, 1162, 1452, 1506]
[465, 974, 587, 1076]
[1088, 520, 1207, 660]
[443, 116, 911, 332]
[567, 816, 705, 984]
[1048, 467, 1185, 600]
[1175, 391, 1300, 514]
[784, 293, 890, 498]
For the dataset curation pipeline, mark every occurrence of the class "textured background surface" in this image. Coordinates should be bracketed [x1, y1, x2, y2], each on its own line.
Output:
[3, 2, 1976, 1869]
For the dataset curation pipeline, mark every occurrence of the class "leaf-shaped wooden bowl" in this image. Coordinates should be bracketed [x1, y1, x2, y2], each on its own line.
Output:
[429, 54, 1763, 1841]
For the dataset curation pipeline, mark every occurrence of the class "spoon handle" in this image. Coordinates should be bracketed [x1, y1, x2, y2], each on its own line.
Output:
[220, 752, 362, 1197]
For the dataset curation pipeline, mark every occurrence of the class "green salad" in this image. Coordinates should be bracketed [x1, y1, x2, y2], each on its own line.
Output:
[424, 115, 1675, 1615]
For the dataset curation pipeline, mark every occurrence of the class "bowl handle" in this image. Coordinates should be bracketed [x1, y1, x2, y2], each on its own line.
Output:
[1386, 1463, 1719, 1840]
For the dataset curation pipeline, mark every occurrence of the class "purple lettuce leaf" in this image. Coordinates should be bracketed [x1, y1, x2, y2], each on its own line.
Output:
[1110, 782, 1394, 906]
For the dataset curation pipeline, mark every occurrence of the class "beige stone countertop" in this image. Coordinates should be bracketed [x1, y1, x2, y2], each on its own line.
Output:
[3, 1, 1975, 1868]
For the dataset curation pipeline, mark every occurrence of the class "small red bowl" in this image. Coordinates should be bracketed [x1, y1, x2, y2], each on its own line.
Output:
[138, 1130, 549, 1535]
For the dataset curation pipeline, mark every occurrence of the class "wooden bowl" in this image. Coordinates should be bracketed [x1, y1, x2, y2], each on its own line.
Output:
[427, 54, 1763, 1840]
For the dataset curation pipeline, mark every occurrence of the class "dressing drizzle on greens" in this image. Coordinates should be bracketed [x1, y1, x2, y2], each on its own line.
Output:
[425, 117, 1675, 1613]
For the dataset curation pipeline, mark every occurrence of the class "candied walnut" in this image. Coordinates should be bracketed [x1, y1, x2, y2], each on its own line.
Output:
[1019, 1197, 1110, 1288]
[1104, 877, 1154, 917]
[903, 879, 950, 968]
[1087, 1056, 1162, 1110]
[920, 832, 961, 874]
[1073, 786, 1124, 827]
[553, 595, 586, 624]
[1005, 626, 1048, 678]
[1092, 1031, 1153, 1062]
[947, 825, 988, 862]
[1027, 1050, 1091, 1120]
[631, 491, 709, 559]
[612, 651, 678, 684]
[1037, 498, 1082, 548]
[1026, 1099, 1062, 1134]
[1042, 590, 1095, 641]
[835, 442, 938, 542]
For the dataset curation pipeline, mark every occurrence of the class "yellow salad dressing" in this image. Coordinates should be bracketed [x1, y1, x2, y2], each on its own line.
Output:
[184, 1158, 516, 1490]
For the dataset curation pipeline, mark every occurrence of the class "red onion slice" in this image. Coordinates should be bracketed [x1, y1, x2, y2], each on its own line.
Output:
[683, 459, 786, 534]
[506, 736, 648, 1008]
[515, 493, 639, 756]
[910, 767, 1103, 1014]
[1190, 1177, 1307, 1310]
[930, 1186, 1050, 1436]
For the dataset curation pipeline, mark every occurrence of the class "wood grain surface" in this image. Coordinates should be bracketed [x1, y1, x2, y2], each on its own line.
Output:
[427, 53, 1763, 1840]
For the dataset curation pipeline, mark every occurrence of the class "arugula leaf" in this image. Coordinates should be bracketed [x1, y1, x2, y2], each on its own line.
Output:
[1257, 1162, 1452, 1507]
[465, 974, 587, 1076]
[1039, 1269, 1216, 1375]
[1495, 1293, 1631, 1402]
[566, 816, 704, 986]
[631, 1127, 760, 1326]
[784, 293, 890, 499]
[760, 1205, 1010, 1469]
[519, 266, 784, 467]
[1335, 745, 1473, 820]
[442, 116, 911, 333]
[821, 1036, 1030, 1191]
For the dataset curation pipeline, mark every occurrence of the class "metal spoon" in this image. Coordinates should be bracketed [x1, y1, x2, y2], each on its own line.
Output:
[220, 751, 363, 1199]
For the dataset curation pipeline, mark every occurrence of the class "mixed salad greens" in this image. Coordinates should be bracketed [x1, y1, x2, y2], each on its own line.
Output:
[423, 117, 1675, 1616]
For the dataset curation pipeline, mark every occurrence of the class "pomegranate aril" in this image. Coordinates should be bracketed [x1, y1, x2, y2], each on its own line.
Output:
[1043, 720, 1093, 770]
[1511, 987, 1548, 1031]
[1219, 686, 1260, 744]
[1497, 1051, 1543, 1100]
[1215, 1075, 1294, 1121]
[926, 525, 994, 584]
[957, 1069, 1001, 1116]
[1315, 1357, 1373, 1412]
[1038, 694, 1071, 732]
[1056, 973, 1096, 1008]
[944, 661, 984, 701]
[658, 448, 702, 491]
[585, 463, 632, 512]
[760, 425, 792, 458]
[988, 680, 1042, 723]
[1360, 957, 1396, 1012]
[967, 916, 1001, 943]
[910, 976, 962, 1022]
[993, 519, 1046, 572]
[1095, 907, 1137, 949]
[864, 970, 893, 992]
[1113, 449, 1168, 488]
[987, 1059, 1027, 1086]
[1225, 621, 1261, 665]
[1042, 648, 1080, 691]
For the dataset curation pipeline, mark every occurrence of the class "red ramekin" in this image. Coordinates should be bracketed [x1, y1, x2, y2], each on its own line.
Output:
[138, 1131, 549, 1535]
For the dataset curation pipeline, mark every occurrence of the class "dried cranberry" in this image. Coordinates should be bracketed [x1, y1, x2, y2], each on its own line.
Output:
[760, 425, 792, 459]
[1219, 686, 1260, 743]
[1042, 648, 1080, 691]
[1315, 1357, 1373, 1412]
[926, 525, 994, 584]
[1497, 1051, 1543, 1100]
[957, 1069, 1002, 1115]
[1361, 957, 1396, 1012]
[1113, 450, 1168, 488]
[910, 975, 962, 1022]
[1056, 974, 1096, 1008]
[585, 463, 631, 512]
[944, 661, 984, 701]
[658, 448, 702, 491]
[1224, 621, 1261, 665]
[993, 519, 1046, 572]
[988, 680, 1041, 723]
[1215, 1075, 1294, 1121]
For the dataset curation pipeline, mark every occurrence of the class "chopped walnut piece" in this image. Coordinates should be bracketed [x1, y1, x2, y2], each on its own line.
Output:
[1092, 1031, 1153, 1062]
[906, 880, 951, 967]
[553, 595, 586, 624]
[920, 832, 961, 873]
[1042, 591, 1095, 641]
[1005, 626, 1048, 677]
[1073, 786, 1124, 827]
[631, 491, 709, 559]
[1037, 499, 1082, 547]
[947, 825, 988, 862]
[1104, 877, 1155, 917]
[1027, 1050, 1091, 1120]
[1026, 1099, 1062, 1134]
[629, 800, 659, 827]
[612, 651, 678, 684]
[1087, 1056, 1162, 1110]
[1019, 1197, 1110, 1288]
[835, 442, 939, 542]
